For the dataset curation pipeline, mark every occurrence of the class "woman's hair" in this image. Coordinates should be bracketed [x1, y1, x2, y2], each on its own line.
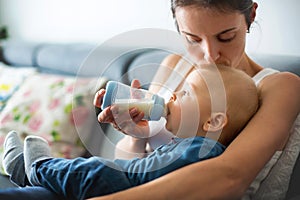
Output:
[171, 0, 254, 31]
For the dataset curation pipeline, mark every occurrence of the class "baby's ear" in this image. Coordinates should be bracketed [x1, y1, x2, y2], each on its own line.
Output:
[203, 112, 228, 132]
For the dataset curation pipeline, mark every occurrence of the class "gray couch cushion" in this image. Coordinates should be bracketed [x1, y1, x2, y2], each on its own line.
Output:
[125, 49, 170, 88]
[1, 41, 40, 67]
[35, 44, 151, 80]
[250, 54, 300, 76]
[36, 43, 96, 75]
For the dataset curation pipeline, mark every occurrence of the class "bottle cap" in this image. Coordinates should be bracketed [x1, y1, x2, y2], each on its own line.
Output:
[101, 81, 117, 110]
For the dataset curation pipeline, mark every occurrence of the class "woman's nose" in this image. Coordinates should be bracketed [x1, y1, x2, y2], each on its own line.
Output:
[202, 40, 220, 62]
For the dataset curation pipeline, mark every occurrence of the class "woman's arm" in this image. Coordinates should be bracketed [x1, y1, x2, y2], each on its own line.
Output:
[90, 71, 300, 199]
[114, 54, 182, 159]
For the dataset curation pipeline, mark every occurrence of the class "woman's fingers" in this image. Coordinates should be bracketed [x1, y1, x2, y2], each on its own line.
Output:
[112, 122, 123, 132]
[98, 106, 114, 123]
[101, 106, 149, 138]
[131, 110, 145, 123]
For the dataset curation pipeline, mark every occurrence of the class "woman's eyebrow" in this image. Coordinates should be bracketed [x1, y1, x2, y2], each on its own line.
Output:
[217, 27, 237, 35]
[181, 31, 199, 37]
[181, 27, 237, 37]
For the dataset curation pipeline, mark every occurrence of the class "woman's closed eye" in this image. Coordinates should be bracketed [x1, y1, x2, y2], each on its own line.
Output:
[185, 36, 201, 45]
[217, 32, 236, 43]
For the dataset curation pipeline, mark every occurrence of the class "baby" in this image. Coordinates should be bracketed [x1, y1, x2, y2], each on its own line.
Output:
[3, 64, 258, 200]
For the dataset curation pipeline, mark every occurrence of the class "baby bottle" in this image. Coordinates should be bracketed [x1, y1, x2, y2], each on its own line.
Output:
[101, 81, 167, 121]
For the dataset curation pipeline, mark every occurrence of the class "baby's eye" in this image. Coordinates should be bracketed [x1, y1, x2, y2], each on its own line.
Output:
[182, 90, 190, 97]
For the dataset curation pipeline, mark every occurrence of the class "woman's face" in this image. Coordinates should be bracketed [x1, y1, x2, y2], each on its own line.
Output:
[175, 6, 249, 68]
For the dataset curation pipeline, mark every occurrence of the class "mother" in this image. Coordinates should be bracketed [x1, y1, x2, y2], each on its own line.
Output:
[94, 0, 300, 199]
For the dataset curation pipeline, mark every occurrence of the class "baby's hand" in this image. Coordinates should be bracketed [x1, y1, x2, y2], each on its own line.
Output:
[93, 89, 105, 109]
[94, 89, 114, 123]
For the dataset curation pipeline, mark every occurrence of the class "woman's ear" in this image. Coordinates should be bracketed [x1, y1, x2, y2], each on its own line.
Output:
[250, 2, 258, 23]
[203, 112, 228, 132]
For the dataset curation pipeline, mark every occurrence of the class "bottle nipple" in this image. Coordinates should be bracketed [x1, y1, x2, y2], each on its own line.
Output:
[162, 104, 168, 118]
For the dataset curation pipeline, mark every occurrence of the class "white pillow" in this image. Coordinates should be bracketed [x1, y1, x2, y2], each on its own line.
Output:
[0, 73, 107, 174]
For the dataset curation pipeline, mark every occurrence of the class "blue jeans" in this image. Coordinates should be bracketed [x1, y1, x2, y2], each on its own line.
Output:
[30, 137, 225, 200]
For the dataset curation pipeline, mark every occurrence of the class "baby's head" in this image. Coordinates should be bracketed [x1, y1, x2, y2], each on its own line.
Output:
[165, 64, 258, 146]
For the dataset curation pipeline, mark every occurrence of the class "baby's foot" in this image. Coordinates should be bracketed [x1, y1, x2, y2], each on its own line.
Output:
[2, 131, 28, 186]
[24, 135, 51, 182]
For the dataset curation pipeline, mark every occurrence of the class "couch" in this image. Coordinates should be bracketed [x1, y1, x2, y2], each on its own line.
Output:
[0, 40, 299, 200]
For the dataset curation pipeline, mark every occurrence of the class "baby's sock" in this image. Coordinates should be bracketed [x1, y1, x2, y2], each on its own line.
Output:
[2, 131, 28, 186]
[24, 136, 51, 182]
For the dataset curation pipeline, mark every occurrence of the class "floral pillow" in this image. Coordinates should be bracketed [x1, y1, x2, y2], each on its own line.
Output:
[0, 62, 37, 111]
[0, 73, 107, 174]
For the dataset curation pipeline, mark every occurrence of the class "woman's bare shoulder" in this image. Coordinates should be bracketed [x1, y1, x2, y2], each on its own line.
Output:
[258, 71, 300, 114]
[259, 71, 300, 96]
[268, 70, 299, 81]
[254, 71, 300, 145]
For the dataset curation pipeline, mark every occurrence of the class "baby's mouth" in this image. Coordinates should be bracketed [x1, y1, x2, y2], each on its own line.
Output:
[165, 104, 171, 117]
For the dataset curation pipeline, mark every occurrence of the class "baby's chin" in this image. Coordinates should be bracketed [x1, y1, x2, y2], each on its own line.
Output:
[165, 123, 177, 136]
[165, 123, 171, 132]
